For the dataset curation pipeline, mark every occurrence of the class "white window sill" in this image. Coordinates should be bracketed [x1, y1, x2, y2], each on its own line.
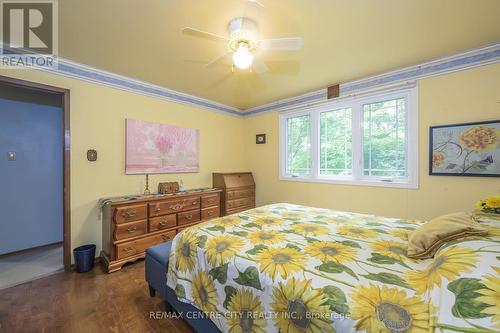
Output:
[279, 175, 419, 189]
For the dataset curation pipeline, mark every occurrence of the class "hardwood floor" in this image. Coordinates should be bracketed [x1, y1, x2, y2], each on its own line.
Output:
[0, 261, 194, 333]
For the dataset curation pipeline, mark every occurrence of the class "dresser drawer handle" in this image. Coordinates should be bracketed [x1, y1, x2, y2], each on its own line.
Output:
[186, 214, 193, 220]
[162, 235, 171, 241]
[156, 207, 161, 212]
[159, 221, 168, 227]
[207, 211, 213, 216]
[127, 226, 137, 233]
[170, 203, 184, 211]
[192, 201, 199, 205]
[122, 246, 134, 253]
[207, 199, 214, 203]
[124, 210, 137, 218]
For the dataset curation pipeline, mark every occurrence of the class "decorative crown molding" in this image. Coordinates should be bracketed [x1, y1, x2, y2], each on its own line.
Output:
[36, 58, 243, 116]
[243, 42, 500, 117]
[21, 42, 500, 118]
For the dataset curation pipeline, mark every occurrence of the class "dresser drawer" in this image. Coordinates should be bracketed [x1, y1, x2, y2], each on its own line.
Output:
[226, 188, 254, 200]
[201, 193, 220, 208]
[114, 220, 147, 241]
[115, 230, 175, 260]
[227, 197, 254, 210]
[201, 206, 220, 220]
[226, 205, 254, 215]
[149, 197, 201, 217]
[178, 209, 201, 226]
[114, 204, 148, 224]
[149, 214, 176, 232]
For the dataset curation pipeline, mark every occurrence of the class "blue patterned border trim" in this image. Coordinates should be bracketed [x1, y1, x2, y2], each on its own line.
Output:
[59, 63, 241, 115]
[244, 45, 500, 116]
[34, 44, 500, 117]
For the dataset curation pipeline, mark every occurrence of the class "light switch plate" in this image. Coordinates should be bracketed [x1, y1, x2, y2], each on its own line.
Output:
[7, 151, 16, 161]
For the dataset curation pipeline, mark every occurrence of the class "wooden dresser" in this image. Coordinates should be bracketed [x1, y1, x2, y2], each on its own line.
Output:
[213, 172, 255, 216]
[101, 188, 222, 272]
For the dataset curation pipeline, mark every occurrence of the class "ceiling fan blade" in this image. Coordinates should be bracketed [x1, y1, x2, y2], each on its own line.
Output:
[206, 52, 231, 68]
[258, 37, 303, 51]
[182, 27, 229, 42]
[252, 58, 268, 74]
[246, 0, 264, 8]
[242, 0, 264, 20]
[208, 72, 233, 89]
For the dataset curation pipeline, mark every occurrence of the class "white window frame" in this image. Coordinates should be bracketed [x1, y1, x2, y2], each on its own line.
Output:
[279, 87, 419, 189]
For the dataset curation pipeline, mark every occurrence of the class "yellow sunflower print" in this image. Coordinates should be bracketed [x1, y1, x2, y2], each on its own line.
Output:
[175, 231, 198, 273]
[485, 195, 500, 209]
[336, 225, 377, 239]
[371, 240, 408, 262]
[248, 230, 285, 245]
[227, 288, 267, 333]
[205, 235, 244, 267]
[349, 284, 431, 333]
[256, 247, 306, 281]
[317, 216, 344, 225]
[215, 216, 242, 227]
[406, 246, 478, 294]
[192, 270, 219, 314]
[306, 241, 356, 263]
[247, 208, 273, 217]
[271, 278, 334, 333]
[253, 217, 285, 228]
[389, 229, 409, 241]
[282, 211, 307, 219]
[291, 223, 330, 236]
[477, 266, 500, 329]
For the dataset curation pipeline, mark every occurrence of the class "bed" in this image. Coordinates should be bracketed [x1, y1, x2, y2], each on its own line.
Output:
[165, 203, 500, 333]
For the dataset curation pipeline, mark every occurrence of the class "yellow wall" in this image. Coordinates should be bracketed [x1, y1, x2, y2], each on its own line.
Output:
[244, 63, 500, 220]
[0, 69, 246, 256]
[1, 62, 499, 257]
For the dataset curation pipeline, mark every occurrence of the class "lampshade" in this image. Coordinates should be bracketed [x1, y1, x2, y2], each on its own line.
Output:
[232, 43, 254, 69]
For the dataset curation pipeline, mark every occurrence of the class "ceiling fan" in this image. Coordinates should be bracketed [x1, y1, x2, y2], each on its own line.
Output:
[181, 1, 303, 74]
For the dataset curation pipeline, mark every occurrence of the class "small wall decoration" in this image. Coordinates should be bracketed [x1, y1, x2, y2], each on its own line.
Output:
[87, 149, 97, 162]
[126, 119, 199, 174]
[429, 120, 500, 176]
[256, 133, 266, 144]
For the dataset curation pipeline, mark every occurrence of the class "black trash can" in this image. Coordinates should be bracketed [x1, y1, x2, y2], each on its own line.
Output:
[73, 244, 96, 273]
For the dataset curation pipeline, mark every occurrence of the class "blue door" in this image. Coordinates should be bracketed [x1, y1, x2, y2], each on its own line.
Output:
[0, 85, 63, 255]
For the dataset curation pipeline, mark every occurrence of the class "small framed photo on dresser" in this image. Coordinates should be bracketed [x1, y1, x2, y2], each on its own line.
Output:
[429, 120, 500, 177]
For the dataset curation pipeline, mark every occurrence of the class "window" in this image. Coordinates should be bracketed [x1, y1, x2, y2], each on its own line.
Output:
[363, 98, 406, 178]
[285, 114, 311, 176]
[280, 88, 418, 188]
[320, 108, 352, 176]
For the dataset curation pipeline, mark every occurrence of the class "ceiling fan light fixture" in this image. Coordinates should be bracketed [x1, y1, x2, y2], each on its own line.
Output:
[232, 42, 254, 69]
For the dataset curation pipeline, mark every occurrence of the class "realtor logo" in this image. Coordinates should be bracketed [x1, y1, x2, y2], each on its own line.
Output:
[0, 0, 58, 68]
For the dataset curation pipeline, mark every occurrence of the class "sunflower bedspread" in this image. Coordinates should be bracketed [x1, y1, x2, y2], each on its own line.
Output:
[166, 203, 500, 333]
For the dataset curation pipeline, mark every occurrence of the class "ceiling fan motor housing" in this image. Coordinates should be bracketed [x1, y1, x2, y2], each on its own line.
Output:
[228, 17, 257, 51]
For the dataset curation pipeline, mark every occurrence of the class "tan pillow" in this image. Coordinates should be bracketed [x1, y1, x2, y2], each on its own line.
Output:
[407, 212, 488, 259]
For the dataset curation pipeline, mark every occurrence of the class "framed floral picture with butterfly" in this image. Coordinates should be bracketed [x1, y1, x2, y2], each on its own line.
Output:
[429, 120, 500, 177]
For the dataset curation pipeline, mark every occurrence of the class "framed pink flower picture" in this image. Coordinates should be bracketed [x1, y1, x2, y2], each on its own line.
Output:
[125, 119, 199, 174]
[430, 120, 500, 176]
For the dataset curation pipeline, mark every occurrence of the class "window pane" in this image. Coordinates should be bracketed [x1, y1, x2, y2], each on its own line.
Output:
[363, 98, 406, 177]
[286, 114, 311, 175]
[320, 108, 352, 176]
